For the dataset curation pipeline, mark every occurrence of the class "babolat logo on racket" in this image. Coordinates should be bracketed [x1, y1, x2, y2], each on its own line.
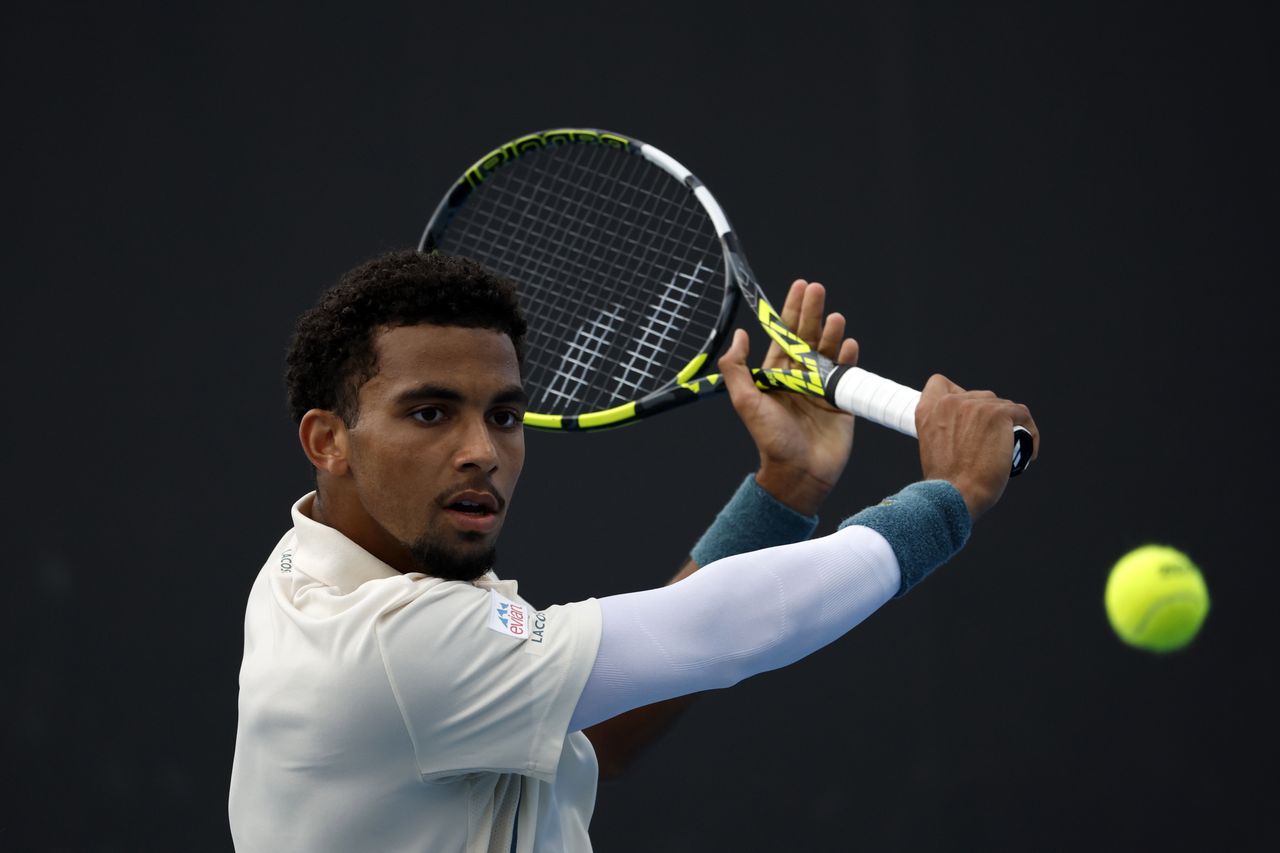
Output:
[463, 129, 631, 187]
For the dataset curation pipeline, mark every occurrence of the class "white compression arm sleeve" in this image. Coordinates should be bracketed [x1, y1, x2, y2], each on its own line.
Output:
[568, 525, 901, 733]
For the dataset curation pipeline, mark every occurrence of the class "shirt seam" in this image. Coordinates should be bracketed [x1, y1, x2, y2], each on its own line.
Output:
[372, 615, 434, 784]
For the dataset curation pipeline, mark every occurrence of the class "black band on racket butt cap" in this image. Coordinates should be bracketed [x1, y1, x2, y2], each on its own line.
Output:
[1010, 426, 1034, 477]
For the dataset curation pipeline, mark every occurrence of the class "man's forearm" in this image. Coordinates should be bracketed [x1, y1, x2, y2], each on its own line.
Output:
[584, 475, 820, 780]
[576, 480, 971, 760]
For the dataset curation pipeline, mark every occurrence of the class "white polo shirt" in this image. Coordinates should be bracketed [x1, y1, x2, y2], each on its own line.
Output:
[229, 494, 603, 853]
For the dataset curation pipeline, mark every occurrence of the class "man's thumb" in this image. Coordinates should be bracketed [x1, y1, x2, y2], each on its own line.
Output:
[718, 329, 758, 404]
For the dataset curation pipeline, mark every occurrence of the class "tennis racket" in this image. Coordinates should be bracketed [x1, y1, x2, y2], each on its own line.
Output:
[420, 128, 1033, 476]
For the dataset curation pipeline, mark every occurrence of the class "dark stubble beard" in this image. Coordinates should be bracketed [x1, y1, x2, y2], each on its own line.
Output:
[409, 533, 497, 583]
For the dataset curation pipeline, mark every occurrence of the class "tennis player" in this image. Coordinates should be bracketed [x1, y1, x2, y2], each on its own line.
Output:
[229, 250, 1037, 851]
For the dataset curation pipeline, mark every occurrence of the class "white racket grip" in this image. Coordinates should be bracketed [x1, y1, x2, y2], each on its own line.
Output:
[829, 366, 921, 436]
[826, 365, 1035, 476]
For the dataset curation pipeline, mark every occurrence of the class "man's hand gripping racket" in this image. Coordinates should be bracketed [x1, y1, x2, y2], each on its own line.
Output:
[420, 128, 1036, 477]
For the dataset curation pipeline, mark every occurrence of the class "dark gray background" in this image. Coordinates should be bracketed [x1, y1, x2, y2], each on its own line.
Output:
[5, 2, 1276, 850]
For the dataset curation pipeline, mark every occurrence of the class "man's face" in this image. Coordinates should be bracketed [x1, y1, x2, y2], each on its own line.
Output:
[344, 323, 526, 581]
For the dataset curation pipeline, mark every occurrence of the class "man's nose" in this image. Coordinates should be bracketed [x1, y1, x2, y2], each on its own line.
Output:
[454, 416, 498, 471]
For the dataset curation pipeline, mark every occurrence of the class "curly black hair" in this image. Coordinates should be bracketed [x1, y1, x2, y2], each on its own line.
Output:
[285, 250, 526, 425]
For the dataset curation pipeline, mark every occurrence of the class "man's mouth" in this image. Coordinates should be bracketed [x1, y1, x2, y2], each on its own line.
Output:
[441, 489, 502, 533]
[444, 490, 500, 514]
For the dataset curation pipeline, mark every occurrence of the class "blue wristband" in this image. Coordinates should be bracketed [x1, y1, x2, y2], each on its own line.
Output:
[838, 480, 972, 597]
[691, 474, 820, 567]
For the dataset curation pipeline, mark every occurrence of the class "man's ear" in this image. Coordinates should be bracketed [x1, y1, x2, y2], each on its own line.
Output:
[299, 409, 351, 476]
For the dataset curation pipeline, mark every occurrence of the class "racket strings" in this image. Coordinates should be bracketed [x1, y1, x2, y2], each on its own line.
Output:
[436, 143, 726, 415]
[455, 146, 720, 392]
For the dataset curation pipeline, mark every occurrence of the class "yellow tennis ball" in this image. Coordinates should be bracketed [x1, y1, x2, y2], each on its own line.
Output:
[1105, 545, 1209, 652]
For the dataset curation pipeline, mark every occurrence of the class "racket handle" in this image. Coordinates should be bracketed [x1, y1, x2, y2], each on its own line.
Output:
[825, 365, 1033, 477]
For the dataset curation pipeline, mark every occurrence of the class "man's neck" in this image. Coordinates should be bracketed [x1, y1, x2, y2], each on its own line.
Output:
[310, 487, 416, 574]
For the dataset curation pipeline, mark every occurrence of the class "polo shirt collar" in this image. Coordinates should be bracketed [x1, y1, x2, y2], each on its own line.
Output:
[290, 493, 402, 594]
[288, 493, 518, 598]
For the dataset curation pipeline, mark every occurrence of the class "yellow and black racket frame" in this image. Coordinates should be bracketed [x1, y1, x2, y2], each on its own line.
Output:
[419, 127, 841, 433]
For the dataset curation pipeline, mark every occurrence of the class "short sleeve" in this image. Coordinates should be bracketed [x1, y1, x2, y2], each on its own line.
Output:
[376, 583, 602, 782]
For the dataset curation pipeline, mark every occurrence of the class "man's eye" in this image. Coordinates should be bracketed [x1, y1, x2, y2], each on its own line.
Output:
[490, 409, 523, 428]
[411, 407, 444, 424]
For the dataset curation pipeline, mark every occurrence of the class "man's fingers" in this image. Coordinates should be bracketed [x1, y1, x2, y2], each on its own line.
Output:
[763, 280, 807, 369]
[917, 374, 964, 434]
[922, 373, 965, 398]
[919, 376, 1041, 464]
[795, 282, 825, 345]
[779, 279, 806, 330]
[836, 337, 859, 366]
[817, 312, 846, 361]
[984, 400, 1041, 464]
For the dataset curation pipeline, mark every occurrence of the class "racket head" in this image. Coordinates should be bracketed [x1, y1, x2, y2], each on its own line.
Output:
[420, 129, 743, 430]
